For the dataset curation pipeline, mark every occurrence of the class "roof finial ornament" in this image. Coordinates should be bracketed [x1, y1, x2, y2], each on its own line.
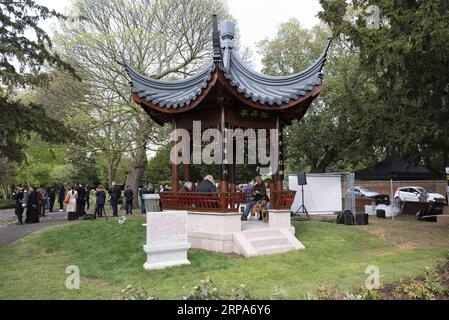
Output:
[220, 20, 235, 71]
[212, 14, 222, 63]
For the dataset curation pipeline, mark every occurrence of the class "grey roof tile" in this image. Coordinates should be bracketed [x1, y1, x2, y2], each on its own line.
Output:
[123, 18, 330, 110]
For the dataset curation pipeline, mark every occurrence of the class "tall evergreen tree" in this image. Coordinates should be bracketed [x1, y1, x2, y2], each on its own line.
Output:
[0, 0, 75, 162]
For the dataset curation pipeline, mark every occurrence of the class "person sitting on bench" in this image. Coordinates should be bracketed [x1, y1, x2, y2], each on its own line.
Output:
[197, 175, 218, 208]
[197, 175, 216, 192]
[241, 175, 266, 221]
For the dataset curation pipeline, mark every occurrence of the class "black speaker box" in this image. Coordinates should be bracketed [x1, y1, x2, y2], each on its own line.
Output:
[297, 173, 307, 185]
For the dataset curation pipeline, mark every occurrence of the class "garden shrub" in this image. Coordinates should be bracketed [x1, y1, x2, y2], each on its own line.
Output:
[119, 285, 158, 300]
[0, 199, 15, 209]
[398, 269, 447, 300]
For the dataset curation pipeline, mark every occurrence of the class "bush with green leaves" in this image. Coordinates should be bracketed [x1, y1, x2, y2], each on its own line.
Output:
[398, 269, 447, 300]
[231, 284, 251, 300]
[179, 277, 251, 300]
[182, 277, 223, 300]
[0, 199, 15, 209]
[119, 285, 158, 300]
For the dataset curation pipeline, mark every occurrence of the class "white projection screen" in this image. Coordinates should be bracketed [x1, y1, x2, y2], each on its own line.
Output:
[288, 174, 342, 215]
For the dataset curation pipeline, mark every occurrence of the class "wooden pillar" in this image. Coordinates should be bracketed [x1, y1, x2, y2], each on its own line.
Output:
[219, 105, 228, 193]
[184, 164, 190, 182]
[277, 119, 285, 191]
[271, 116, 281, 191]
[183, 131, 191, 182]
[272, 115, 284, 209]
[229, 138, 236, 192]
[172, 119, 179, 192]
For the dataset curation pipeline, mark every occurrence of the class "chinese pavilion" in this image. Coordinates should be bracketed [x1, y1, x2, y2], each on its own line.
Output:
[123, 15, 330, 256]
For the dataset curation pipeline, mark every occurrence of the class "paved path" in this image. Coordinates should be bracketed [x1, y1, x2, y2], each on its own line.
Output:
[0, 209, 69, 246]
[0, 219, 71, 246]
[0, 206, 134, 246]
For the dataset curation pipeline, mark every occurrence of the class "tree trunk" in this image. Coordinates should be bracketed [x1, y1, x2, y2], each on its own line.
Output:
[107, 154, 122, 188]
[125, 143, 147, 208]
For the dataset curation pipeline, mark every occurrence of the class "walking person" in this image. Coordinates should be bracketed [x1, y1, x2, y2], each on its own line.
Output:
[58, 184, 65, 211]
[48, 185, 56, 213]
[38, 185, 47, 217]
[66, 186, 78, 221]
[124, 185, 134, 215]
[109, 182, 121, 217]
[13, 185, 25, 225]
[94, 184, 106, 219]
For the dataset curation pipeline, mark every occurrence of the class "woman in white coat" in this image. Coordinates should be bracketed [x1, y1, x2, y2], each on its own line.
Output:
[66, 186, 78, 221]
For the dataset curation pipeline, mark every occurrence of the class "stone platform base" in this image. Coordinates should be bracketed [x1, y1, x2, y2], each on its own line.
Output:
[143, 242, 191, 270]
[186, 210, 304, 257]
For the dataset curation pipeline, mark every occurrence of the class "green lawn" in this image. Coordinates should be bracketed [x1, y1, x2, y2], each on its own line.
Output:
[0, 217, 447, 299]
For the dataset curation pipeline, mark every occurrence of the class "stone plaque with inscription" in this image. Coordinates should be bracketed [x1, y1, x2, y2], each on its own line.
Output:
[143, 210, 191, 270]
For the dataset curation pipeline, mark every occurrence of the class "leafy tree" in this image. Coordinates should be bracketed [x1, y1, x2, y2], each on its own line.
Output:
[0, 96, 74, 162]
[258, 19, 330, 76]
[0, 0, 75, 162]
[56, 0, 232, 206]
[33, 68, 136, 186]
[145, 144, 172, 185]
[259, 20, 380, 173]
[318, 0, 449, 173]
[14, 136, 75, 186]
[0, 0, 74, 88]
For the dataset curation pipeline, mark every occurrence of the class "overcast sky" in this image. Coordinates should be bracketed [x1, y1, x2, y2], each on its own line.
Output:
[36, 0, 322, 70]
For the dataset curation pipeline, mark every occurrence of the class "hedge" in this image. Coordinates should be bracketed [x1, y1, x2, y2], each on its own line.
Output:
[0, 199, 15, 210]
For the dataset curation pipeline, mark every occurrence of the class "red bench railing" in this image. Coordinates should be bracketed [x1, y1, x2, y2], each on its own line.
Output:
[159, 192, 242, 212]
[159, 190, 296, 212]
[271, 190, 296, 210]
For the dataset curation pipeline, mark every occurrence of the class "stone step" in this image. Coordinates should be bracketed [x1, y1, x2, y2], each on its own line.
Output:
[249, 236, 288, 248]
[256, 244, 295, 256]
[242, 228, 280, 239]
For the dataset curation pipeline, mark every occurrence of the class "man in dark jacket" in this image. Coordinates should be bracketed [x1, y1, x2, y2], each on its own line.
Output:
[197, 175, 217, 193]
[109, 182, 121, 217]
[139, 184, 155, 214]
[124, 185, 134, 215]
[13, 185, 25, 224]
[48, 186, 56, 213]
[94, 184, 106, 219]
[241, 175, 266, 221]
[58, 184, 65, 211]
[76, 183, 86, 218]
[85, 185, 90, 211]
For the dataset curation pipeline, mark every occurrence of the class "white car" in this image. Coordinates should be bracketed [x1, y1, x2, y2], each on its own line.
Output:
[394, 186, 446, 203]
[347, 186, 380, 198]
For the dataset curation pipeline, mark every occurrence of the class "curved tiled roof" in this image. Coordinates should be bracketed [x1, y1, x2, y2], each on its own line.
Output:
[124, 61, 216, 109]
[221, 44, 329, 106]
[123, 17, 330, 110]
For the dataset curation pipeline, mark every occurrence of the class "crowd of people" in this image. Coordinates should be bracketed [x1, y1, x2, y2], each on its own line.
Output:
[11, 182, 158, 224]
[11, 175, 272, 224]
[12, 184, 67, 224]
